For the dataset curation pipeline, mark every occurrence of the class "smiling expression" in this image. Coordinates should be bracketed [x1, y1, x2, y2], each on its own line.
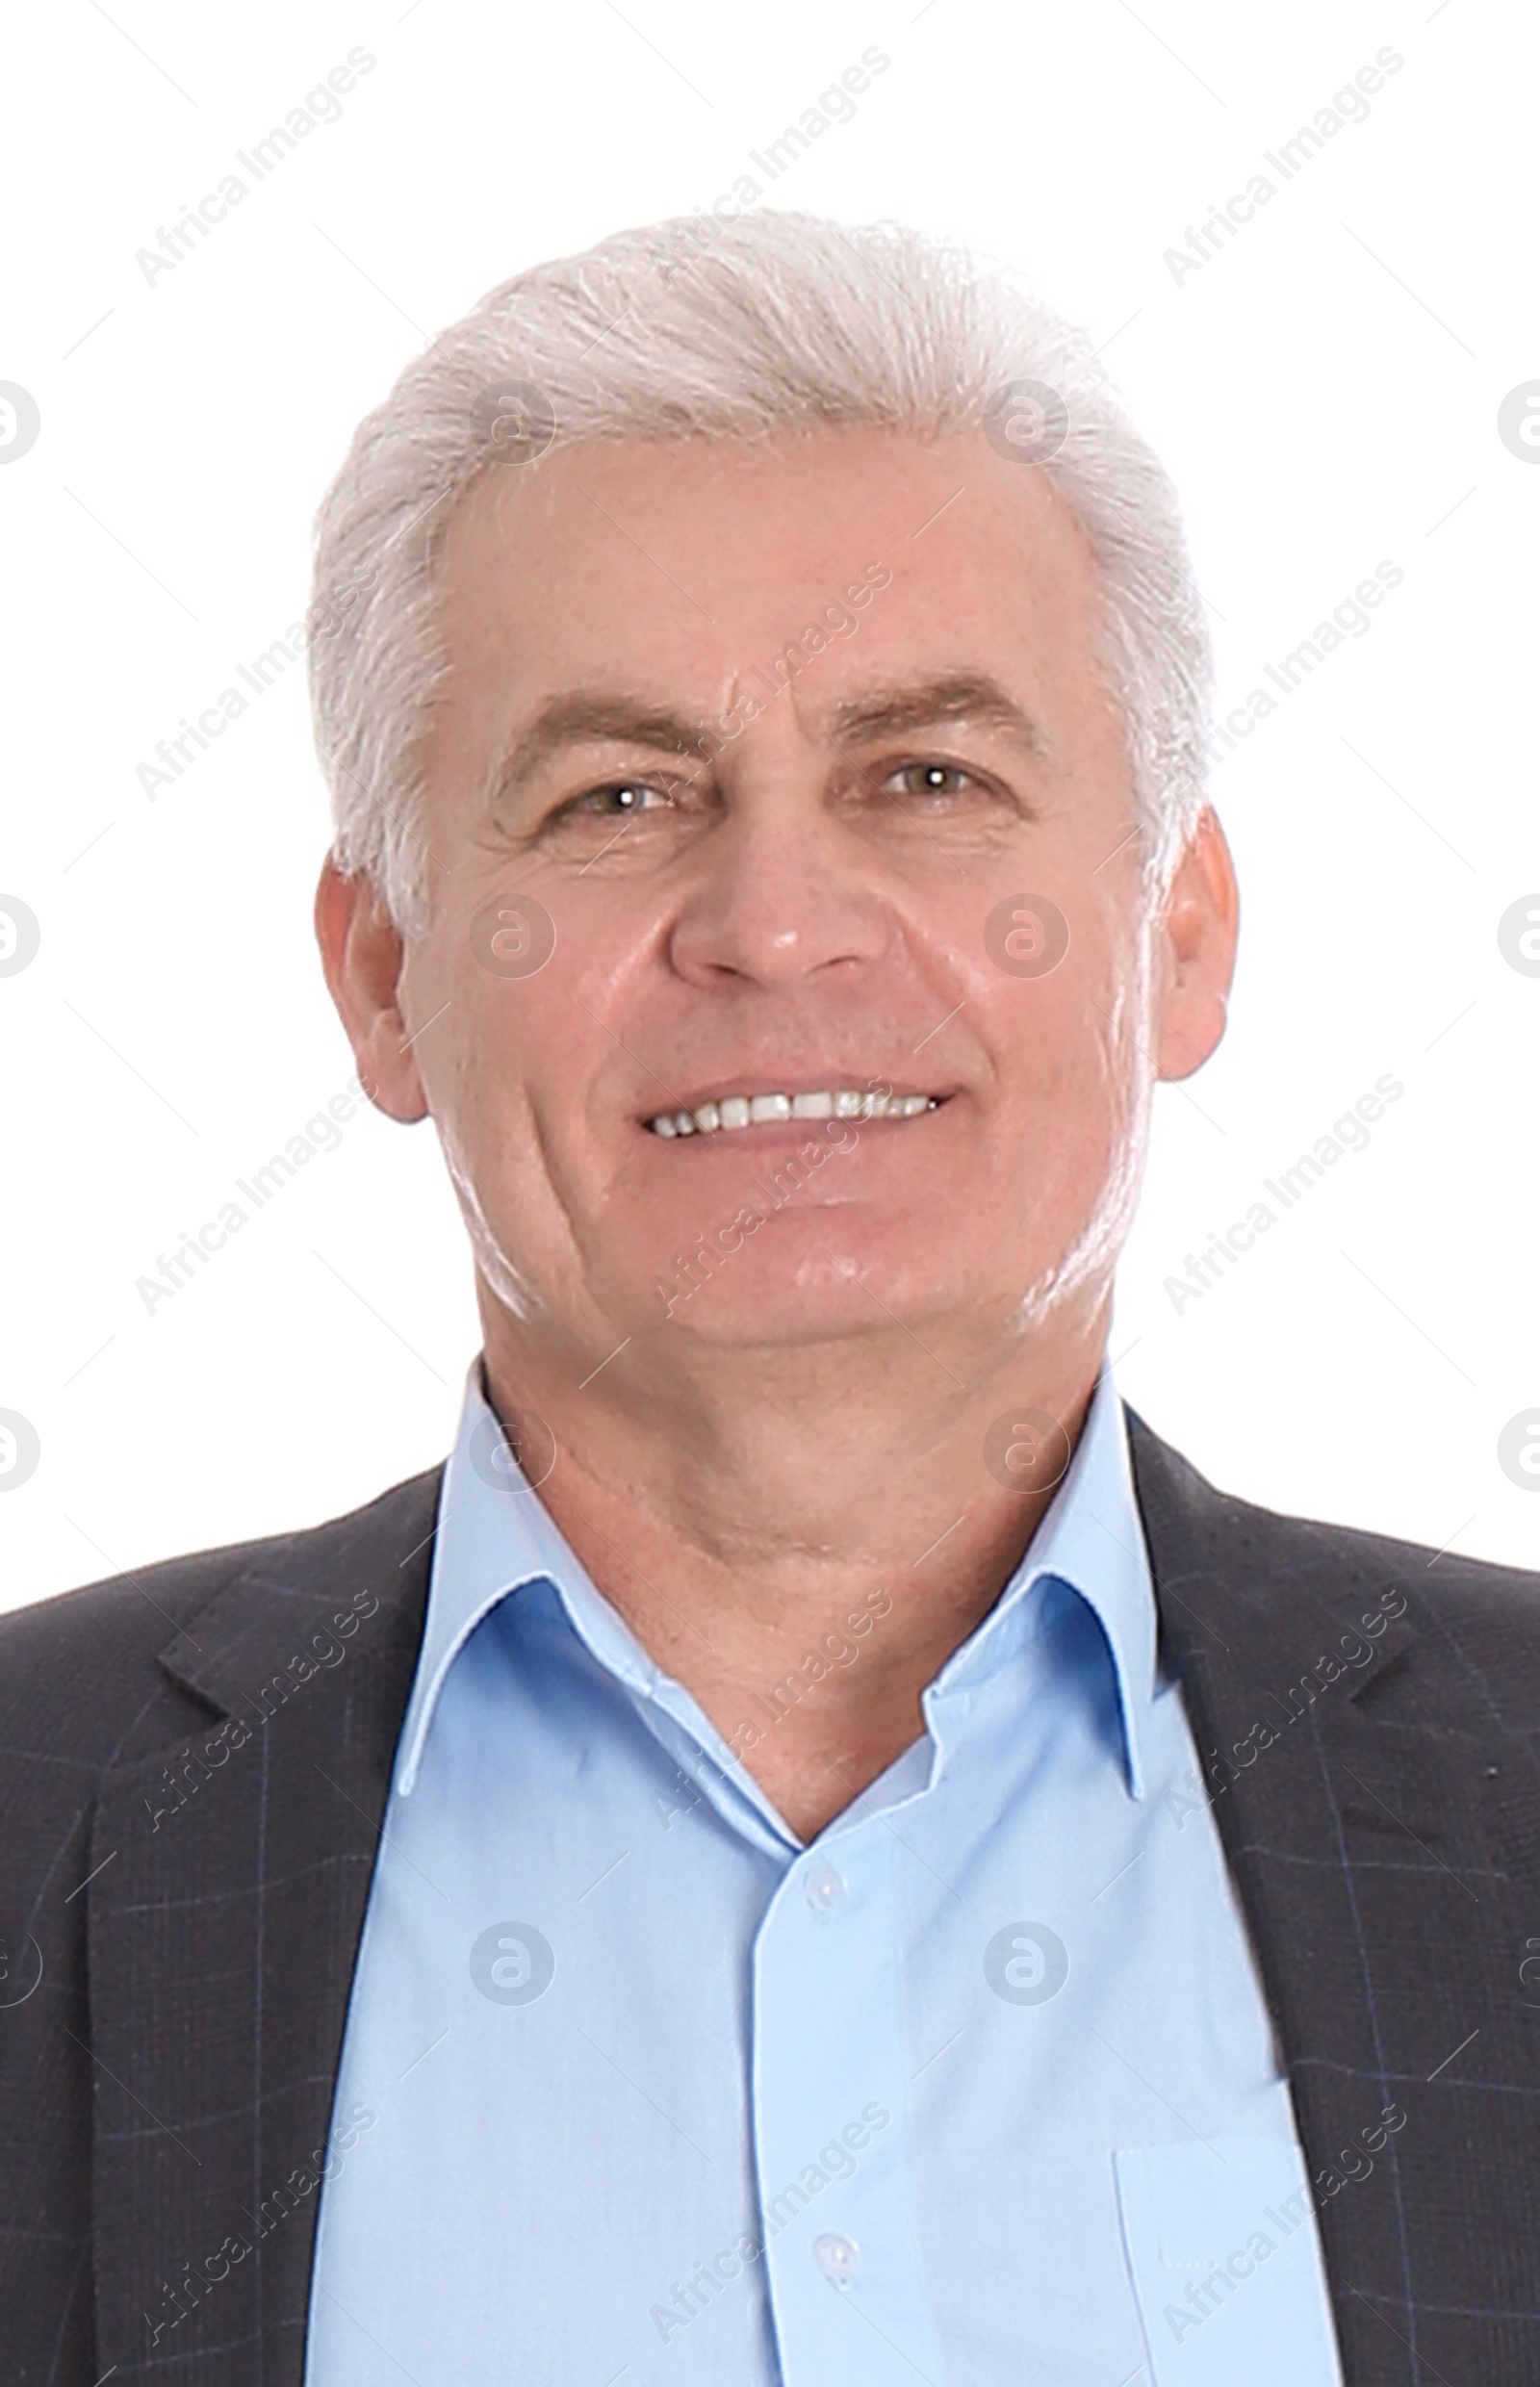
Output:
[372, 424, 1213, 1364]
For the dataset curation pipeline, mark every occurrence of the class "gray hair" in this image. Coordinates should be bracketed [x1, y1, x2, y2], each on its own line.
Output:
[307, 208, 1213, 938]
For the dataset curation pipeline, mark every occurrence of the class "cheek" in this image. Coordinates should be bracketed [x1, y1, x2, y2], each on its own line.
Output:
[974, 938, 1150, 1225]
[445, 955, 654, 1237]
[988, 930, 1138, 1104]
[426, 974, 560, 1188]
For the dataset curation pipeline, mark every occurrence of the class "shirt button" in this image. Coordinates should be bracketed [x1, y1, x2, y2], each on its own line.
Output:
[812, 2232, 860, 2287]
[803, 1860, 847, 1914]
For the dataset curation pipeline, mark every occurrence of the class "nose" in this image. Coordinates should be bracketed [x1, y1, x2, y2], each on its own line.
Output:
[666, 780, 894, 991]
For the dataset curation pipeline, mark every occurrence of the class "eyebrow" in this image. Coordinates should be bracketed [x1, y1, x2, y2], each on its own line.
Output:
[490, 670, 1047, 803]
[826, 673, 1047, 759]
[495, 693, 707, 795]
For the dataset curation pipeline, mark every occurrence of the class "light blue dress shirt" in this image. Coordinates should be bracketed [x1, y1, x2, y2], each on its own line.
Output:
[304, 1355, 1346, 2385]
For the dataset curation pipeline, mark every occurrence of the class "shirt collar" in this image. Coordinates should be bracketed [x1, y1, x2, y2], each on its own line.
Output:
[395, 1353, 1158, 1803]
[394, 1354, 594, 1797]
[923, 1366, 1158, 1798]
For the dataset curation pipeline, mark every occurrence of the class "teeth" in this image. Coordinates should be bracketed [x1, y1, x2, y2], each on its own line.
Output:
[646, 1090, 943, 1137]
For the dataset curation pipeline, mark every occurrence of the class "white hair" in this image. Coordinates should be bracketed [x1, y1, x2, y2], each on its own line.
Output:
[307, 208, 1213, 938]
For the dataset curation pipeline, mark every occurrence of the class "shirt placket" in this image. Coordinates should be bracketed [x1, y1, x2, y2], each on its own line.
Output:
[750, 1818, 946, 2387]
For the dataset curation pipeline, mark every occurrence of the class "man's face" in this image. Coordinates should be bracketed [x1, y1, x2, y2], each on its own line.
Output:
[368, 425, 1223, 1364]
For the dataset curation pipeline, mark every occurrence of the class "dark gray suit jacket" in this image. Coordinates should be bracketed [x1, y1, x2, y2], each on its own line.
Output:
[3, 1409, 1538, 2384]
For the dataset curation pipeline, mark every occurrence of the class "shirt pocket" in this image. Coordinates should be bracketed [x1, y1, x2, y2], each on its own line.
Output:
[1114, 2138, 1344, 2386]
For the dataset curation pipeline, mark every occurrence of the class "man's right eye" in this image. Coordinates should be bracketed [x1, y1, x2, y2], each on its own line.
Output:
[563, 779, 678, 818]
[540, 769, 723, 838]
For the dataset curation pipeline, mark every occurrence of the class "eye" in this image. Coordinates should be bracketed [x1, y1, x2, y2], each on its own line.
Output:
[881, 760, 987, 805]
[566, 779, 677, 817]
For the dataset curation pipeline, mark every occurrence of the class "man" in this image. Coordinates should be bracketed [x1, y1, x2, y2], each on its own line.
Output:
[2, 209, 1535, 2387]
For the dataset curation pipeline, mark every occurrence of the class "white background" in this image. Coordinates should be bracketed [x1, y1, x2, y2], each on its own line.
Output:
[3, 0, 1537, 1607]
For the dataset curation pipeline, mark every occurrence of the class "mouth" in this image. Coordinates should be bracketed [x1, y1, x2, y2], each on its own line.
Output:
[644, 1087, 950, 1139]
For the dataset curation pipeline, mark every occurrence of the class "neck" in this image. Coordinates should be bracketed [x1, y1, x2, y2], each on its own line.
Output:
[476, 1283, 1113, 1840]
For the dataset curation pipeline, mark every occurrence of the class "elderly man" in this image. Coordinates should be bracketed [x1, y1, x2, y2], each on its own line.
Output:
[2, 210, 1536, 2387]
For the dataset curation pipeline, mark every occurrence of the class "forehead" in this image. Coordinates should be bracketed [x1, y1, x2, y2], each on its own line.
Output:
[429, 424, 1113, 714]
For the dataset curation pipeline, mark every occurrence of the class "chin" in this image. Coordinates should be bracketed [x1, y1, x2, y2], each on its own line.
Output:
[641, 1219, 980, 1344]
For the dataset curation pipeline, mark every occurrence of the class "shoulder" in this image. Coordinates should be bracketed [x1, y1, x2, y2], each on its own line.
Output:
[1124, 1402, 1540, 1709]
[0, 1464, 444, 1762]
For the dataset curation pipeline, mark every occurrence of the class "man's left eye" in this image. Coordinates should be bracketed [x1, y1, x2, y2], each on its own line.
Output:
[883, 762, 981, 802]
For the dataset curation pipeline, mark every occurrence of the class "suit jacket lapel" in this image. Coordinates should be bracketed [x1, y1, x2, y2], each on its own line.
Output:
[86, 1465, 442, 2385]
[1125, 1404, 1540, 2385]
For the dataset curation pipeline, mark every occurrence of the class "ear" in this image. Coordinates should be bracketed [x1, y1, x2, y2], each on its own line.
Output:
[1153, 806, 1240, 1083]
[313, 855, 429, 1123]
